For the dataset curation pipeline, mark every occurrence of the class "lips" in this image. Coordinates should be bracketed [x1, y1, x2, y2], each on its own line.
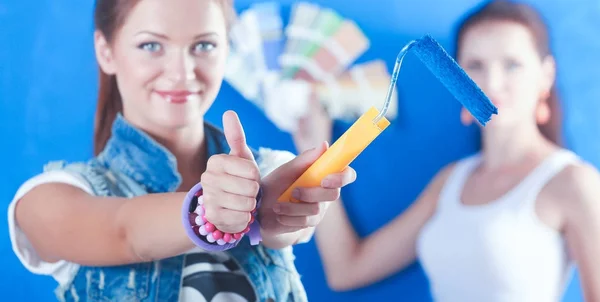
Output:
[155, 90, 198, 104]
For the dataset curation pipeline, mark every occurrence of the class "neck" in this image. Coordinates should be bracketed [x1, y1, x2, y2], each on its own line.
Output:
[148, 122, 207, 190]
[481, 121, 553, 170]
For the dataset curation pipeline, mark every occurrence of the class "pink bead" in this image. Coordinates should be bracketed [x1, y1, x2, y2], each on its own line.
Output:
[205, 222, 215, 233]
[201, 215, 207, 223]
[223, 233, 232, 243]
[212, 230, 223, 240]
[248, 216, 255, 224]
[233, 233, 243, 240]
[199, 225, 208, 236]
[242, 226, 250, 234]
[194, 189, 203, 197]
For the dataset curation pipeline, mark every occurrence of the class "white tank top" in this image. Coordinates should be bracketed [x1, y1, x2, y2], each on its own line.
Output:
[416, 149, 578, 302]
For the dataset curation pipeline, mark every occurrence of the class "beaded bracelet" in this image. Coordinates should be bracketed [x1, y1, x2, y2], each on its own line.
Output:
[182, 183, 262, 251]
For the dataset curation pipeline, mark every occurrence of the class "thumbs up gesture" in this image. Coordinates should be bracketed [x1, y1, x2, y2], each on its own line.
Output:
[201, 111, 260, 234]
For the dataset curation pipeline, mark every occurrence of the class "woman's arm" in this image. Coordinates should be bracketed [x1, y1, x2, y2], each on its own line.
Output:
[16, 184, 193, 266]
[316, 164, 455, 291]
[559, 164, 600, 301]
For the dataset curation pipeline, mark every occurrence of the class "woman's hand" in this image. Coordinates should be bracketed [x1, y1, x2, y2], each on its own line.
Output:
[201, 111, 260, 234]
[258, 142, 357, 241]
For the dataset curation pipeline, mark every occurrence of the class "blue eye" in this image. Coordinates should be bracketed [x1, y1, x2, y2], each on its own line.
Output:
[505, 59, 521, 71]
[193, 42, 216, 54]
[464, 60, 483, 71]
[138, 42, 162, 53]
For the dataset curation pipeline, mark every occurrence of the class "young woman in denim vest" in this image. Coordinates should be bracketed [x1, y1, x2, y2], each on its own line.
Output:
[293, 1, 600, 301]
[8, 0, 356, 301]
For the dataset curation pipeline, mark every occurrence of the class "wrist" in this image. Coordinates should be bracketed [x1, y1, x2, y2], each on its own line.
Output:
[257, 214, 308, 249]
[181, 183, 262, 251]
[259, 229, 305, 249]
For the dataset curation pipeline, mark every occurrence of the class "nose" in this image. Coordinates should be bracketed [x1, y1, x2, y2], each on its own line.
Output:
[481, 65, 505, 98]
[165, 49, 196, 83]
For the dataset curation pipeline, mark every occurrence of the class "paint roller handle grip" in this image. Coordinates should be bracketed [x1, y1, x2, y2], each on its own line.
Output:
[278, 139, 351, 202]
[278, 107, 390, 202]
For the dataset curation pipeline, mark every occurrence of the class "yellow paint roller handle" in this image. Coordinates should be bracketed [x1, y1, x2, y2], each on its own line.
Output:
[278, 106, 391, 202]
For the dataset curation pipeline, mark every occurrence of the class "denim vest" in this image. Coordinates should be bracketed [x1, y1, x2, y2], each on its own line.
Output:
[47, 114, 307, 302]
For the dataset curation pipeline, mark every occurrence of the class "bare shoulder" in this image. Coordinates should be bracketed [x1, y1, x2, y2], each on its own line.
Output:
[429, 161, 459, 190]
[418, 161, 458, 206]
[549, 160, 600, 218]
[439, 161, 459, 178]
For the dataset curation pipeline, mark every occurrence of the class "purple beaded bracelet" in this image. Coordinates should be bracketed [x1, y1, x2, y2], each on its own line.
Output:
[181, 183, 262, 251]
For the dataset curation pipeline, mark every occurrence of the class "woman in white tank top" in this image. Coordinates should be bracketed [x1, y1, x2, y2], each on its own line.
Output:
[291, 1, 600, 301]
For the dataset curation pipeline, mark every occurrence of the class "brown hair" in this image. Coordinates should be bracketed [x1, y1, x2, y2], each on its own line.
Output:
[454, 0, 562, 144]
[93, 0, 237, 155]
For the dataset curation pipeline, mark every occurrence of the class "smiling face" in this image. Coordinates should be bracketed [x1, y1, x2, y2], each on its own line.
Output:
[457, 20, 555, 129]
[94, 0, 230, 132]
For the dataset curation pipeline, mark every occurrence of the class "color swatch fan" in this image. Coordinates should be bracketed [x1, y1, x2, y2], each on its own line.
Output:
[225, 1, 398, 132]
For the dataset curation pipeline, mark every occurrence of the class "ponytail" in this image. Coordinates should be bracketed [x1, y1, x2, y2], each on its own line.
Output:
[93, 71, 122, 155]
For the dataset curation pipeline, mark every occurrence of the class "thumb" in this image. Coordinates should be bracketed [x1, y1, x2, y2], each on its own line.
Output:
[223, 110, 255, 160]
[263, 141, 329, 193]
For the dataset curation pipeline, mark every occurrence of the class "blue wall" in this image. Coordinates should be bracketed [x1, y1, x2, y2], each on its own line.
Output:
[1, 0, 599, 301]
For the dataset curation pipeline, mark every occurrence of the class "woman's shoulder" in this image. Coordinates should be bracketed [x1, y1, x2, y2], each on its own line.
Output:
[434, 152, 480, 181]
[553, 156, 598, 194]
[545, 149, 600, 211]
[536, 149, 600, 234]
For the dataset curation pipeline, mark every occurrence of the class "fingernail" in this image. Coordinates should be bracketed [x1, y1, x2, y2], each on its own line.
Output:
[273, 204, 280, 213]
[292, 189, 301, 199]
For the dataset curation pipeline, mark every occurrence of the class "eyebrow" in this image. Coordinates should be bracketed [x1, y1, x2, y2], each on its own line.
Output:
[135, 31, 220, 40]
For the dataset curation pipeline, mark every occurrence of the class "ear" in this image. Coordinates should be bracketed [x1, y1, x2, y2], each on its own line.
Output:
[460, 107, 474, 126]
[94, 30, 117, 75]
[540, 55, 556, 95]
[536, 100, 551, 124]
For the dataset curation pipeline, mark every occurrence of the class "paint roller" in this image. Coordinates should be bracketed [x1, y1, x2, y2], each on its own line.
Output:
[278, 34, 498, 202]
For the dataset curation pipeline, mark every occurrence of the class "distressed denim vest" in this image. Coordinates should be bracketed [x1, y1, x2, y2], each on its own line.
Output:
[47, 114, 307, 302]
